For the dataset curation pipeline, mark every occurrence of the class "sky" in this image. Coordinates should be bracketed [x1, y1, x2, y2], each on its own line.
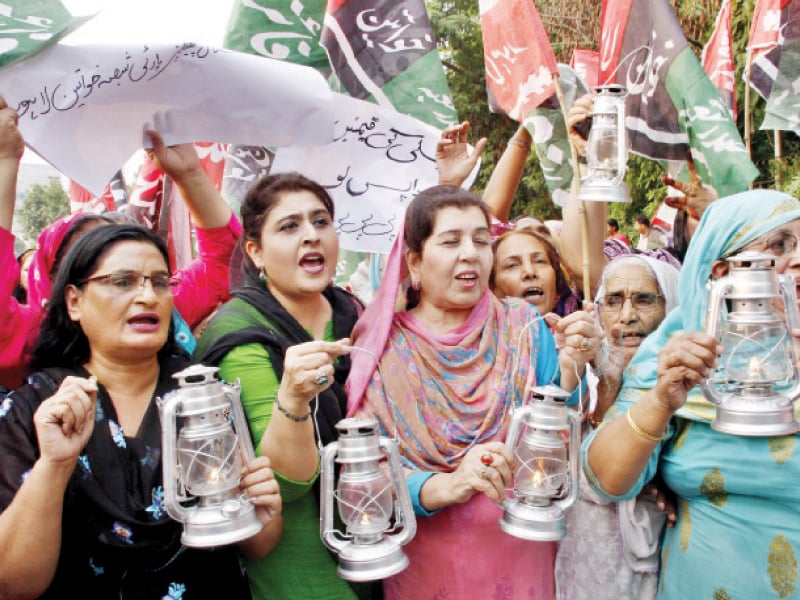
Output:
[22, 0, 236, 165]
[61, 0, 236, 46]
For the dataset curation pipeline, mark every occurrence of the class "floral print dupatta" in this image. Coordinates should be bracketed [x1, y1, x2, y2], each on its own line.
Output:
[354, 292, 547, 472]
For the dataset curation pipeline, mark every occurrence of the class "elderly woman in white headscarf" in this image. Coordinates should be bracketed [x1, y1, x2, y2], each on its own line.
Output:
[591, 255, 680, 422]
[584, 190, 800, 599]
[555, 253, 679, 600]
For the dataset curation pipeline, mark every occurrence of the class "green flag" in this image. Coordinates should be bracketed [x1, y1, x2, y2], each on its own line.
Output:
[0, 1, 90, 69]
[223, 0, 330, 71]
[522, 65, 589, 207]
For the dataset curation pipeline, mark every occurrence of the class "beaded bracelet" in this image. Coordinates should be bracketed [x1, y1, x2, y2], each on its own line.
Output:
[275, 396, 311, 422]
[625, 408, 665, 442]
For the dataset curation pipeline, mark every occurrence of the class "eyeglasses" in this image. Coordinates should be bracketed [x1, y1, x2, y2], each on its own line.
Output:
[596, 292, 664, 312]
[755, 231, 800, 258]
[79, 271, 180, 297]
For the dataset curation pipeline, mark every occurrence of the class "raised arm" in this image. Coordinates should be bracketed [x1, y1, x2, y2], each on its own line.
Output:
[558, 94, 608, 295]
[0, 100, 39, 390]
[144, 131, 232, 229]
[436, 121, 487, 188]
[0, 99, 24, 231]
[144, 132, 239, 328]
[482, 125, 531, 223]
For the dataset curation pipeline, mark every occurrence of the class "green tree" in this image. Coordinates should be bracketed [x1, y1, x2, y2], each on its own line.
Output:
[17, 177, 70, 246]
[428, 0, 527, 200]
[428, 0, 799, 234]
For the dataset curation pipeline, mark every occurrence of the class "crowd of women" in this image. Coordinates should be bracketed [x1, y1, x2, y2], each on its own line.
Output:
[1, 81, 800, 600]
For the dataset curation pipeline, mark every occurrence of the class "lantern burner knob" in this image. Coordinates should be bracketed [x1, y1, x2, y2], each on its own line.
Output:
[727, 250, 776, 271]
[172, 364, 221, 387]
[531, 384, 571, 403]
[336, 417, 381, 438]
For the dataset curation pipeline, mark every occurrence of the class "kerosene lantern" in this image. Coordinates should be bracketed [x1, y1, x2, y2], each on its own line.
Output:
[500, 385, 580, 541]
[576, 85, 632, 203]
[700, 251, 800, 436]
[158, 364, 262, 546]
[320, 418, 416, 581]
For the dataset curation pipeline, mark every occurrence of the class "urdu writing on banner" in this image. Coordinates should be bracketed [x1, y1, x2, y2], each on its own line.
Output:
[271, 93, 478, 254]
[1, 40, 335, 195]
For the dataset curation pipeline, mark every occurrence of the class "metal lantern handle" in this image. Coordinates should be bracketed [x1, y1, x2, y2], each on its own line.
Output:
[559, 408, 581, 509]
[778, 273, 800, 400]
[701, 270, 800, 404]
[612, 96, 627, 186]
[699, 278, 733, 406]
[380, 436, 416, 545]
[224, 380, 255, 464]
[158, 392, 193, 523]
[320, 441, 345, 554]
[779, 273, 800, 337]
[319, 437, 417, 553]
[503, 403, 531, 461]
[502, 402, 580, 510]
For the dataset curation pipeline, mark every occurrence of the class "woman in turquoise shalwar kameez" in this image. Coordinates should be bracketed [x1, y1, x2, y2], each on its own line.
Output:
[584, 189, 800, 599]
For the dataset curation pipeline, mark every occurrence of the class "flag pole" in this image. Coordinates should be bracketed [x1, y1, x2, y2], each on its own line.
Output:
[744, 48, 754, 189]
[553, 73, 592, 302]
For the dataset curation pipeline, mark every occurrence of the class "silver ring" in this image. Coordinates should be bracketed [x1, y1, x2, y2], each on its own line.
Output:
[479, 467, 489, 480]
[314, 371, 329, 387]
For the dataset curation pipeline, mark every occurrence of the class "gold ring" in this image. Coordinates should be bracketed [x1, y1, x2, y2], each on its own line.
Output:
[577, 338, 589, 352]
[479, 467, 489, 480]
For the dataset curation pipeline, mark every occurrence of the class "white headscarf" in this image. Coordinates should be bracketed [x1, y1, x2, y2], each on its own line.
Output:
[596, 254, 680, 314]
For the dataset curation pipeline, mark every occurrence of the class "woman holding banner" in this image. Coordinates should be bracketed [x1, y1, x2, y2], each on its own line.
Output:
[0, 100, 240, 390]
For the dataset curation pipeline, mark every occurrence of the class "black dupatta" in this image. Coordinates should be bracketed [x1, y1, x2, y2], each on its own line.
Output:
[196, 268, 361, 448]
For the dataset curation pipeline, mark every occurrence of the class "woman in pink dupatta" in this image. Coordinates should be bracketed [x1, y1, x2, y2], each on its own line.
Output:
[346, 186, 601, 600]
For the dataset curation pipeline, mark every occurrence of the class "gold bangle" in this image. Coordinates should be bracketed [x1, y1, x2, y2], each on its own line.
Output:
[625, 408, 665, 442]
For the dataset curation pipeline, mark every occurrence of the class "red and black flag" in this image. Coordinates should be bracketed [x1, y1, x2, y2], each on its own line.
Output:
[748, 0, 790, 102]
[68, 172, 127, 215]
[321, 0, 457, 128]
[701, 0, 736, 120]
[600, 0, 756, 197]
[749, 0, 800, 134]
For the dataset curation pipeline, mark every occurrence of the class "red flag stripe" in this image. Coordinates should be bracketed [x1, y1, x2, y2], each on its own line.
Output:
[701, 0, 736, 119]
[748, 0, 789, 56]
[480, 0, 558, 121]
[599, 0, 634, 85]
[570, 49, 600, 89]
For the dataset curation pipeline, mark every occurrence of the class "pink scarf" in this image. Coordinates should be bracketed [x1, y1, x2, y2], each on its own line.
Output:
[27, 214, 85, 309]
[346, 224, 549, 470]
[346, 220, 411, 415]
[345, 220, 557, 599]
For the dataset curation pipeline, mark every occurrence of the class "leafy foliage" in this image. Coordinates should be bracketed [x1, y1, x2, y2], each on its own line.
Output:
[17, 177, 70, 247]
[427, 0, 800, 236]
[429, 0, 559, 220]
